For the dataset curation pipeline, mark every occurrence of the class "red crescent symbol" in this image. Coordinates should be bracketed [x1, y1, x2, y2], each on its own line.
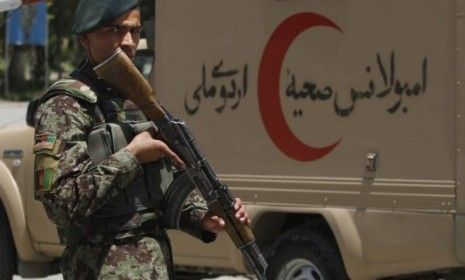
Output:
[258, 12, 343, 162]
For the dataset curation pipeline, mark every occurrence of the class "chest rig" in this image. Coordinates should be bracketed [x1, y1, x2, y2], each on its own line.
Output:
[45, 59, 176, 235]
[87, 97, 175, 232]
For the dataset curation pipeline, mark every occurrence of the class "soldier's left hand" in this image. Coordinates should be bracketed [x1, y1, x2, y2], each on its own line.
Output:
[202, 198, 251, 234]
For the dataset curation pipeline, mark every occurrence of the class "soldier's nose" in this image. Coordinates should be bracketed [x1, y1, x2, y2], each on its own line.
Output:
[121, 32, 136, 47]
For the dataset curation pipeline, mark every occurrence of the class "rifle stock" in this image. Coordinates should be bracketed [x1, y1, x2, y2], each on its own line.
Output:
[93, 49, 165, 121]
[94, 48, 268, 280]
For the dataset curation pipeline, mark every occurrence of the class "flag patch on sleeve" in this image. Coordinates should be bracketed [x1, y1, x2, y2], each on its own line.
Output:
[34, 133, 57, 152]
[35, 168, 54, 192]
[33, 133, 64, 155]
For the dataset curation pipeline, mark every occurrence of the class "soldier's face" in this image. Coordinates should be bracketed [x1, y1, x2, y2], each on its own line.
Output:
[80, 8, 142, 64]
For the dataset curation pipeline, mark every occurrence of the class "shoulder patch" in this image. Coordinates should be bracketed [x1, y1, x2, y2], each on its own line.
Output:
[34, 133, 62, 196]
[35, 168, 55, 193]
[48, 78, 98, 104]
[33, 133, 64, 155]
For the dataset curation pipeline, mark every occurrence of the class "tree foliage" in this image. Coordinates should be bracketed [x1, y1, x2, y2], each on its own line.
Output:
[48, 0, 80, 73]
[3, 0, 155, 99]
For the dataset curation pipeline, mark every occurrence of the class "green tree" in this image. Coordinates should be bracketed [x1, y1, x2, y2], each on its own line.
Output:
[48, 0, 80, 77]
[3, 0, 155, 99]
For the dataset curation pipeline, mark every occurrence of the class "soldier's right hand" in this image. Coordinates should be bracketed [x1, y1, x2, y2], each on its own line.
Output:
[126, 131, 185, 169]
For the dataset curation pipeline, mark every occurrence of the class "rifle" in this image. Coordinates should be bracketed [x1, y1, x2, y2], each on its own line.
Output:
[94, 48, 268, 280]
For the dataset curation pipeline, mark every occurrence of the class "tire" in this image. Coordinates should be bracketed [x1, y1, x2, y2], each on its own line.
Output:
[266, 226, 349, 280]
[0, 204, 16, 280]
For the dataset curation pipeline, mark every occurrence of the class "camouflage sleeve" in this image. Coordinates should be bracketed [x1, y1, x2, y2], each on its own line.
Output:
[178, 189, 217, 243]
[34, 95, 143, 227]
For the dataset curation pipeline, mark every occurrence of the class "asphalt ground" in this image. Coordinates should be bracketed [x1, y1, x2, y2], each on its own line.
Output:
[0, 101, 28, 128]
[13, 275, 251, 280]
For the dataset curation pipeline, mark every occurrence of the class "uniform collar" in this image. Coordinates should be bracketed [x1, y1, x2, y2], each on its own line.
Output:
[72, 57, 121, 99]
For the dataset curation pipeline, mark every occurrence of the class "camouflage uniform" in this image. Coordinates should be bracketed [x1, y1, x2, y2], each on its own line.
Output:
[33, 59, 215, 279]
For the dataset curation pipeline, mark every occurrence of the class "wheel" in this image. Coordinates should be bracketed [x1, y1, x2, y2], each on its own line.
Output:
[266, 226, 349, 280]
[0, 204, 16, 280]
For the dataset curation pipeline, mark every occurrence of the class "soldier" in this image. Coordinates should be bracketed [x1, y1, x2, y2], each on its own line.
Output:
[32, 0, 251, 279]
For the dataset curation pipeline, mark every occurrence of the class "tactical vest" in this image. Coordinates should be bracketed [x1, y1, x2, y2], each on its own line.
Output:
[39, 74, 175, 237]
[86, 118, 174, 234]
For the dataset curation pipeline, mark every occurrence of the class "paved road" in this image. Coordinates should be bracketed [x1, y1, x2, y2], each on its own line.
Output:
[13, 275, 251, 280]
[0, 101, 28, 128]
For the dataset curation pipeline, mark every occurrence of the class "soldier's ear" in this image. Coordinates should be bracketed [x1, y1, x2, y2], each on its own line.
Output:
[78, 34, 90, 51]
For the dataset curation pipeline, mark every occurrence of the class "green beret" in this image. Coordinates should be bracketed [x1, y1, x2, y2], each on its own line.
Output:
[73, 0, 139, 34]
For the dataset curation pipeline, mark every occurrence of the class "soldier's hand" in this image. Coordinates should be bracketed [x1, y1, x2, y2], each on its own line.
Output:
[201, 212, 225, 234]
[126, 131, 185, 168]
[201, 198, 251, 234]
[233, 197, 251, 226]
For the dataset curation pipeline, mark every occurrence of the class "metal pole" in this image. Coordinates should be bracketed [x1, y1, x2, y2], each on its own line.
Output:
[44, 4, 48, 91]
[4, 11, 9, 97]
